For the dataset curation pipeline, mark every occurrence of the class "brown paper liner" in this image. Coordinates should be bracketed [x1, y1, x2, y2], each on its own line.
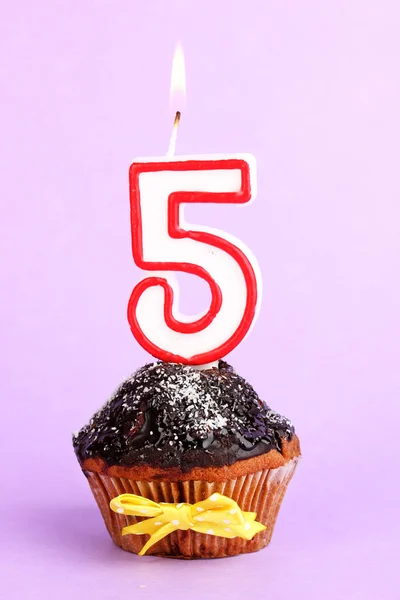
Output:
[85, 458, 298, 559]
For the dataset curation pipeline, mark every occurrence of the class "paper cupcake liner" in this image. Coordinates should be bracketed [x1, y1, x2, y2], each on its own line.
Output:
[85, 458, 298, 559]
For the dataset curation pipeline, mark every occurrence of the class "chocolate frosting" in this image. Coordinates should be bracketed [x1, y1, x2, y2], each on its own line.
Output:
[73, 361, 295, 472]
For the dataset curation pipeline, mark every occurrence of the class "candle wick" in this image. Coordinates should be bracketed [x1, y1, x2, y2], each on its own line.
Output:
[167, 111, 181, 157]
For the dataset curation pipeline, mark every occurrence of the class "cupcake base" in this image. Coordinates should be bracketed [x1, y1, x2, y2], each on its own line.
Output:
[85, 458, 298, 559]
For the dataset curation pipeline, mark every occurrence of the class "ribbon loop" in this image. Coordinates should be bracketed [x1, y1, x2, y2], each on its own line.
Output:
[110, 494, 162, 518]
[110, 492, 265, 555]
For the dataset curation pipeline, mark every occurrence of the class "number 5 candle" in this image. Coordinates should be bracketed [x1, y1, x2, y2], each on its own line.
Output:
[127, 49, 262, 366]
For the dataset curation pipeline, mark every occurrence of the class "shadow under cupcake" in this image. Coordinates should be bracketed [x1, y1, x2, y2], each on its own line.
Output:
[73, 361, 300, 559]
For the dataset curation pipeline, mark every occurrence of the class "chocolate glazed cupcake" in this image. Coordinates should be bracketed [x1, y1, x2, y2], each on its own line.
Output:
[73, 361, 300, 559]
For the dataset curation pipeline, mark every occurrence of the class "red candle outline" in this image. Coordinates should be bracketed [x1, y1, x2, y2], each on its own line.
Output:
[127, 158, 258, 365]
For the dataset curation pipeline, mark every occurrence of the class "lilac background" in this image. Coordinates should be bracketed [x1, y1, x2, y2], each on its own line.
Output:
[1, 1, 399, 598]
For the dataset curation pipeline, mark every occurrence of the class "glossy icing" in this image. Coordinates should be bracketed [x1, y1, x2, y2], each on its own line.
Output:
[73, 361, 294, 471]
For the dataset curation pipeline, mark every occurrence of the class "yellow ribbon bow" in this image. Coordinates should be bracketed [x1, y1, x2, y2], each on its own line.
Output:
[110, 492, 266, 556]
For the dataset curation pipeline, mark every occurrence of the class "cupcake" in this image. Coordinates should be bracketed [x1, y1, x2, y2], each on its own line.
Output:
[73, 360, 300, 559]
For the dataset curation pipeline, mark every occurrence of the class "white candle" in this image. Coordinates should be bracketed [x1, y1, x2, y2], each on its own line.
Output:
[127, 154, 262, 365]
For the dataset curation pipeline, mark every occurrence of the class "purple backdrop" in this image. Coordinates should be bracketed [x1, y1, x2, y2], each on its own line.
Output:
[1, 1, 399, 598]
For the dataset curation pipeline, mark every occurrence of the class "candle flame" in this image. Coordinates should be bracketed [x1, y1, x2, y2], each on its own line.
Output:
[170, 42, 186, 108]
[167, 43, 185, 156]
